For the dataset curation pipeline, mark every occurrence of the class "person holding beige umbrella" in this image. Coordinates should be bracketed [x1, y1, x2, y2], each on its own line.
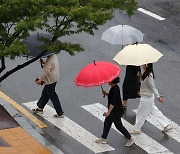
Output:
[122, 65, 141, 111]
[121, 38, 142, 111]
[114, 43, 161, 111]
[74, 61, 134, 146]
[113, 44, 172, 134]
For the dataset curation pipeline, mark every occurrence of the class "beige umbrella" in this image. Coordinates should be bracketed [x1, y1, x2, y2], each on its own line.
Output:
[113, 44, 163, 66]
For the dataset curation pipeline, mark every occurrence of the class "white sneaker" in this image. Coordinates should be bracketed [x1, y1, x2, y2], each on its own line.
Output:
[130, 130, 141, 135]
[125, 138, 134, 147]
[162, 125, 172, 133]
[95, 137, 107, 144]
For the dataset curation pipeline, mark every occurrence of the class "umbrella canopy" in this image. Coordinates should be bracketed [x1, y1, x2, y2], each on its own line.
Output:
[102, 25, 144, 45]
[74, 61, 122, 88]
[113, 44, 163, 66]
[22, 33, 55, 58]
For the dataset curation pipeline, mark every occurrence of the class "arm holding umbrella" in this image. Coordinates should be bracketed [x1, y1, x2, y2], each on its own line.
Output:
[101, 85, 108, 97]
[102, 90, 108, 96]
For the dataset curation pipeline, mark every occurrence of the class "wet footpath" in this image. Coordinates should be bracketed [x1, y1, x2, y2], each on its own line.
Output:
[0, 92, 63, 154]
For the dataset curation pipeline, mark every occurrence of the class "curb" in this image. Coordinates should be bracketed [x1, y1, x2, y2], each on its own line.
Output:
[0, 97, 63, 154]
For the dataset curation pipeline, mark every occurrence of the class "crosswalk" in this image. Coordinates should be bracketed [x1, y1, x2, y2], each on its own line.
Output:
[82, 103, 173, 154]
[23, 101, 115, 153]
[23, 101, 179, 154]
[133, 109, 180, 142]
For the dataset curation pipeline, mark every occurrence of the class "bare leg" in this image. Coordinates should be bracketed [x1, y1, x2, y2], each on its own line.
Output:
[123, 100, 128, 111]
[123, 100, 127, 106]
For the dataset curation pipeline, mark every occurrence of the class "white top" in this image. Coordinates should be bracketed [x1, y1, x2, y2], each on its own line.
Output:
[43, 54, 59, 85]
[140, 73, 160, 98]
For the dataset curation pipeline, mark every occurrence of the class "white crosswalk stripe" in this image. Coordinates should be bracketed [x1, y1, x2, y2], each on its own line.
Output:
[23, 101, 115, 153]
[82, 103, 174, 154]
[133, 109, 180, 143]
[137, 8, 166, 20]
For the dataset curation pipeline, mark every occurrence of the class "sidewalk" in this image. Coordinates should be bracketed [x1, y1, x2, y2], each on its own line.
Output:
[0, 95, 63, 154]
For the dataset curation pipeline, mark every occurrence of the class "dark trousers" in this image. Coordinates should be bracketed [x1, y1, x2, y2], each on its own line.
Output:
[37, 82, 63, 114]
[101, 115, 131, 139]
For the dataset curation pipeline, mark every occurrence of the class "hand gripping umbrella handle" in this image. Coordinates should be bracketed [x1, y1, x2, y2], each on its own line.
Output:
[101, 85, 105, 98]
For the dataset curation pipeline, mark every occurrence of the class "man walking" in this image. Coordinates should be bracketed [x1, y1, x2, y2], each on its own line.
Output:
[33, 54, 64, 117]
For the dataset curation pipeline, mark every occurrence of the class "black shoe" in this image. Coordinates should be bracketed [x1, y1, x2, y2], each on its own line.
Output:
[53, 112, 64, 118]
[32, 108, 43, 113]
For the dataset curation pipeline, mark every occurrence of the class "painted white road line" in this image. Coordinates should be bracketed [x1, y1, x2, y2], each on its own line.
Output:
[82, 103, 173, 154]
[23, 101, 115, 153]
[138, 8, 165, 20]
[133, 109, 180, 143]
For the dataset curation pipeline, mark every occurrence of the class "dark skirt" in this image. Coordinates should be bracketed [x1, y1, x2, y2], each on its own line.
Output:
[122, 65, 141, 101]
[122, 79, 141, 100]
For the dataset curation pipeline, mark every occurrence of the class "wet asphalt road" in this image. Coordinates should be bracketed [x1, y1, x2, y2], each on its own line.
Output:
[0, 0, 180, 153]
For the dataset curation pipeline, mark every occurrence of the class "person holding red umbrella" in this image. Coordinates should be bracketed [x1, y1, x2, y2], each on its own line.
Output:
[95, 77, 134, 147]
[75, 61, 133, 146]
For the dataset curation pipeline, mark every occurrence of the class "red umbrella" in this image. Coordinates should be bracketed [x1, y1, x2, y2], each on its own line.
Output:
[74, 61, 122, 88]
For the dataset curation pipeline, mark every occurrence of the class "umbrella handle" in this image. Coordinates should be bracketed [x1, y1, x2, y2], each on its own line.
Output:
[101, 85, 105, 98]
